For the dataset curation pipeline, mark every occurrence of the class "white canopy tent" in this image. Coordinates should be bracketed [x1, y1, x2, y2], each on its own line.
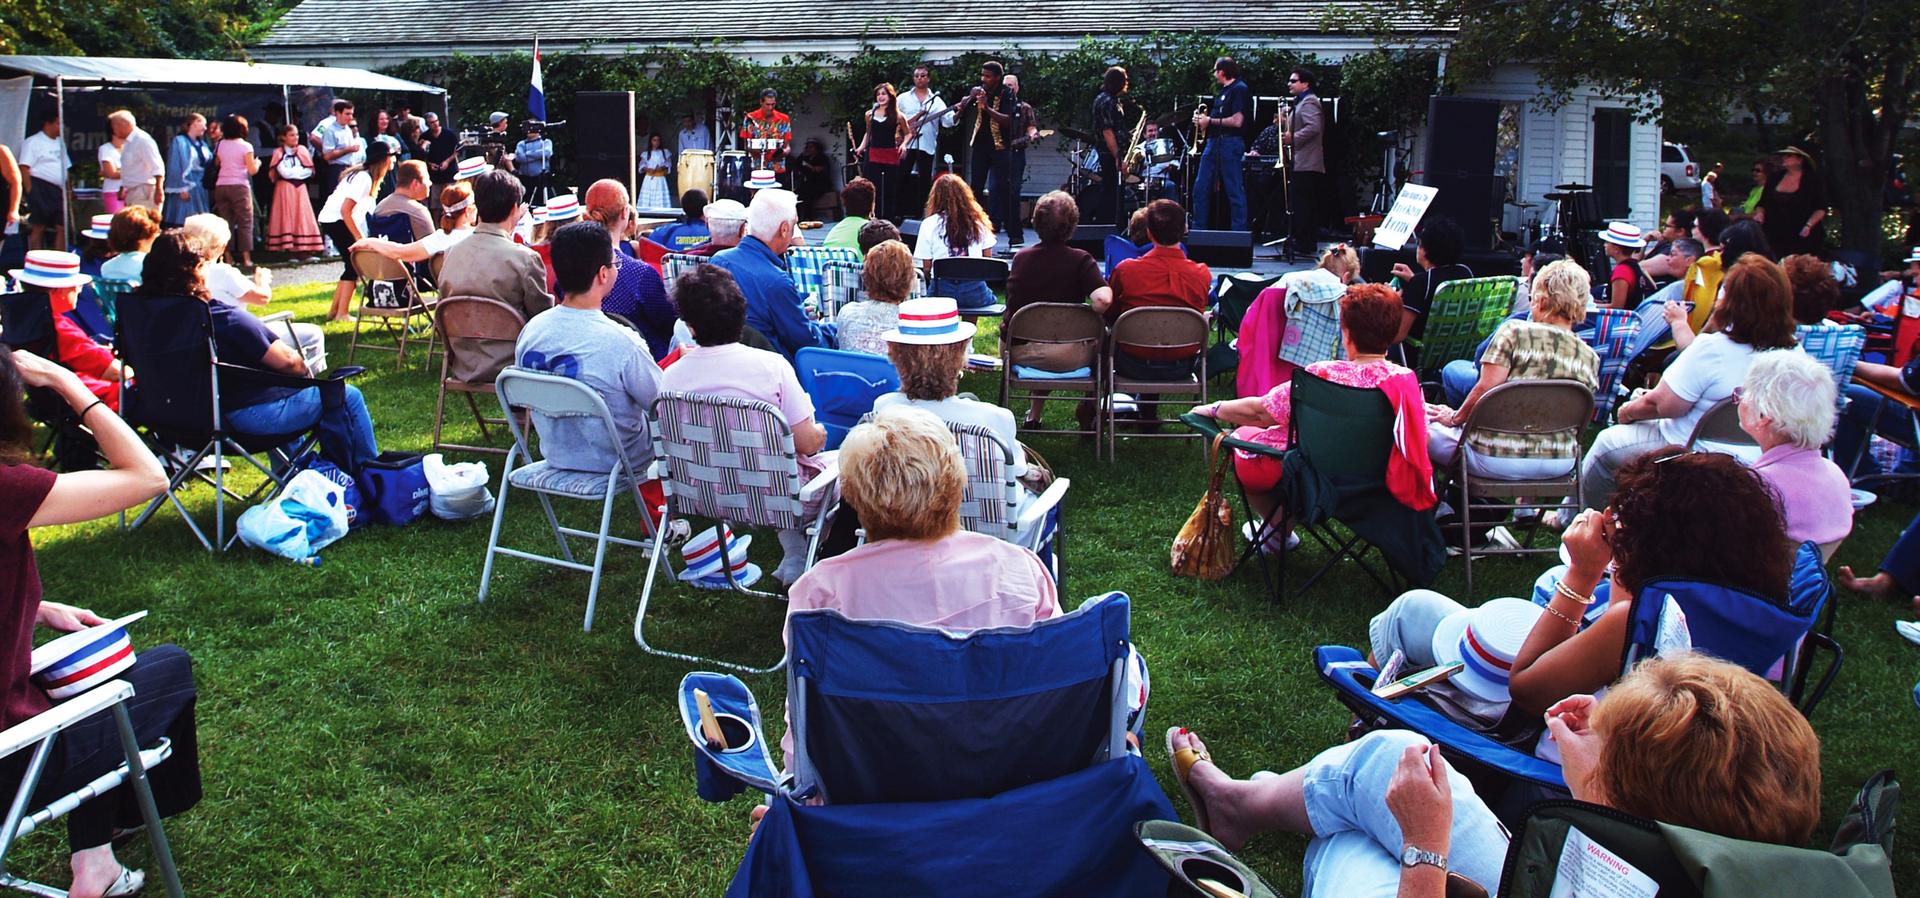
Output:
[0, 55, 446, 239]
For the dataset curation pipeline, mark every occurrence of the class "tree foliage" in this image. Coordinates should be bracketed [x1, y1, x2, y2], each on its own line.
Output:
[1357, 0, 1920, 253]
[0, 0, 297, 59]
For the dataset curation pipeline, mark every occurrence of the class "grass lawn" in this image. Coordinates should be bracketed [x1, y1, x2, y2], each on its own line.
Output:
[22, 280, 1918, 894]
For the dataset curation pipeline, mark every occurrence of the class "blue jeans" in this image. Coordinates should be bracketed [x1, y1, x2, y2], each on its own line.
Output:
[1191, 135, 1247, 231]
[1884, 512, 1920, 596]
[1834, 383, 1919, 476]
[225, 383, 379, 471]
[933, 277, 997, 310]
[1440, 359, 1479, 406]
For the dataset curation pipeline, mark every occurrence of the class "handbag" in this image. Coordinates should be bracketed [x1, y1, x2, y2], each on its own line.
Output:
[866, 147, 903, 166]
[1170, 433, 1237, 580]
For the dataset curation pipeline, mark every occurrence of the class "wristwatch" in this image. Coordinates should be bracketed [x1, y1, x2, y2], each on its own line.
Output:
[1400, 844, 1448, 872]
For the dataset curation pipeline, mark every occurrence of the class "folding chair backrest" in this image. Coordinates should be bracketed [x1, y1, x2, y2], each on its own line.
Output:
[91, 278, 137, 324]
[662, 252, 710, 290]
[1623, 575, 1816, 685]
[1004, 302, 1105, 371]
[1112, 306, 1207, 359]
[787, 594, 1132, 804]
[366, 212, 430, 283]
[785, 246, 862, 300]
[1212, 272, 1282, 335]
[793, 347, 900, 450]
[635, 237, 670, 269]
[115, 293, 218, 443]
[1289, 368, 1395, 479]
[650, 391, 808, 530]
[1462, 379, 1594, 447]
[948, 420, 1020, 540]
[1685, 397, 1754, 449]
[352, 248, 413, 284]
[495, 367, 632, 472]
[0, 291, 56, 356]
[931, 256, 1010, 286]
[1418, 276, 1518, 375]
[1794, 323, 1867, 409]
[1579, 308, 1640, 421]
[1103, 235, 1146, 278]
[435, 296, 527, 386]
[818, 260, 865, 320]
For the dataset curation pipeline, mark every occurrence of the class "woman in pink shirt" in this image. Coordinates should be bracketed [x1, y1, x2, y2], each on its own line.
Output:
[1738, 349, 1854, 550]
[211, 115, 261, 268]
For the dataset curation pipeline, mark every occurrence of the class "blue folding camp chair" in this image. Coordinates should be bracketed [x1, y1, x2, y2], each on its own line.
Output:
[793, 347, 899, 450]
[677, 593, 1174, 898]
[1103, 235, 1147, 278]
[1314, 542, 1841, 801]
[1579, 308, 1640, 422]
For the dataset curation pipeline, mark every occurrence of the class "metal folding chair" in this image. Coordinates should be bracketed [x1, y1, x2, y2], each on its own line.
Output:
[1000, 303, 1104, 441]
[1450, 380, 1594, 594]
[1107, 306, 1207, 460]
[348, 249, 438, 368]
[479, 368, 670, 631]
[432, 296, 526, 456]
[1686, 396, 1760, 450]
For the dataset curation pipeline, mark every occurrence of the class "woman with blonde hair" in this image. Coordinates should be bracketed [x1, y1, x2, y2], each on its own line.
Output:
[1164, 652, 1824, 896]
[912, 173, 997, 309]
[856, 82, 909, 220]
[834, 239, 916, 355]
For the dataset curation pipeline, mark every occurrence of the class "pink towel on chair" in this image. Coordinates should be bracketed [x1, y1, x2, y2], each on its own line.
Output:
[1235, 287, 1296, 398]
[1379, 372, 1438, 511]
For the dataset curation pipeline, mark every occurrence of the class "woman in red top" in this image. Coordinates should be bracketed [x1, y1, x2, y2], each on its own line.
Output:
[0, 349, 201, 898]
[10, 251, 124, 409]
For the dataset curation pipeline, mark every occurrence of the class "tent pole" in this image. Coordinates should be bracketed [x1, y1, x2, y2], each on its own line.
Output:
[55, 75, 68, 250]
[283, 84, 292, 132]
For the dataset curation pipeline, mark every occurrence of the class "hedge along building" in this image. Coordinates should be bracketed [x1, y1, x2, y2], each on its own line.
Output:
[250, 2, 1662, 236]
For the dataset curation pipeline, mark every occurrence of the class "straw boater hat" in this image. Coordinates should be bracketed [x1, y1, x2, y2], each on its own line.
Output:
[31, 611, 146, 701]
[454, 156, 492, 180]
[677, 525, 761, 590]
[1775, 146, 1815, 167]
[10, 250, 93, 290]
[745, 169, 781, 191]
[541, 193, 582, 224]
[1597, 221, 1649, 249]
[81, 213, 114, 241]
[1903, 246, 1920, 264]
[1429, 597, 1544, 703]
[884, 296, 978, 346]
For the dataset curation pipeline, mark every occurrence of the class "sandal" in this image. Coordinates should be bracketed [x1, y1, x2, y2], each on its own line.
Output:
[102, 866, 145, 897]
[1166, 726, 1215, 835]
[1020, 417, 1044, 430]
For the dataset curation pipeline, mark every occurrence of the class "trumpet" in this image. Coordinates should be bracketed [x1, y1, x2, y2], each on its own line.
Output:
[1188, 100, 1209, 158]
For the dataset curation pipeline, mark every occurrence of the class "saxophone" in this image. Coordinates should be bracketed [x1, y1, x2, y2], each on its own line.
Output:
[1118, 102, 1149, 174]
[1187, 99, 1209, 158]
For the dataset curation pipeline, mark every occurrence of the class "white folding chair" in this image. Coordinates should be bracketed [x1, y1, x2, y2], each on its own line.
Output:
[0, 681, 183, 898]
[946, 421, 1069, 590]
[479, 368, 672, 631]
[635, 392, 841, 673]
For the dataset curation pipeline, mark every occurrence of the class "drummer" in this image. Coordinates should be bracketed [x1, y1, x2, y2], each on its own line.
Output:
[739, 89, 793, 187]
[1139, 123, 1178, 191]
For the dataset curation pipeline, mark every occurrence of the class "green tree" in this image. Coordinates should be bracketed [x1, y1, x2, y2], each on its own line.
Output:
[1, 0, 297, 59]
[1360, 0, 1918, 255]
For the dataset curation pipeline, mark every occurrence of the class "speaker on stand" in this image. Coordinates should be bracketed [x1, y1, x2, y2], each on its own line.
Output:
[1420, 97, 1501, 251]
[572, 91, 637, 199]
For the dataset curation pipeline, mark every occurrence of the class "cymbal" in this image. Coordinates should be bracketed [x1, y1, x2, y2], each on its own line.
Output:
[1508, 201, 1539, 208]
[1154, 111, 1189, 127]
[1056, 126, 1095, 144]
[1543, 192, 1574, 202]
[1553, 182, 1593, 191]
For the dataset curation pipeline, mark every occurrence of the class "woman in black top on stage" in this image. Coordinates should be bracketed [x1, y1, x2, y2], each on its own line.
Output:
[857, 83, 908, 222]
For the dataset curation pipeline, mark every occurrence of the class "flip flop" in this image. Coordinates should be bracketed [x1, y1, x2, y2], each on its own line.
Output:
[102, 866, 145, 897]
[1166, 726, 1215, 835]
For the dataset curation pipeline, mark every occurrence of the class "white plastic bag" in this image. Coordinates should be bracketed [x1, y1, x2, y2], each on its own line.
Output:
[236, 469, 351, 561]
[422, 452, 495, 520]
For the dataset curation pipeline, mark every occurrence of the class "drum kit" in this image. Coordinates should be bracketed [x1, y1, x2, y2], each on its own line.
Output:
[1060, 113, 1189, 217]
[1530, 182, 1607, 269]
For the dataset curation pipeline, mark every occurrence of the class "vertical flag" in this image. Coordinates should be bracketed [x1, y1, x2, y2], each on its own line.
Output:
[528, 38, 546, 121]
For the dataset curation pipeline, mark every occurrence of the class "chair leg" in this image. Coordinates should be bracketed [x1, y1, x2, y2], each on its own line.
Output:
[431, 382, 450, 450]
[580, 478, 622, 631]
[465, 392, 493, 440]
[1461, 482, 1475, 597]
[393, 312, 410, 368]
[535, 493, 574, 563]
[112, 705, 184, 898]
[476, 454, 515, 603]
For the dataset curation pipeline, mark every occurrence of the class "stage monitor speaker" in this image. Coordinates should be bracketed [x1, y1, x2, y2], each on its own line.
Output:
[898, 217, 921, 240]
[573, 91, 636, 198]
[1186, 229, 1254, 268]
[1358, 245, 1521, 285]
[1421, 96, 1501, 250]
[1069, 223, 1116, 260]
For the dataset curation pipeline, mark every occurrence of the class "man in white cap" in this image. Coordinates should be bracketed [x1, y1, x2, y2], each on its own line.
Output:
[686, 198, 748, 257]
[711, 188, 833, 360]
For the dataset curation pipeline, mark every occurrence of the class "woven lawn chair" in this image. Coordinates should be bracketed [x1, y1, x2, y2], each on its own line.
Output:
[348, 249, 437, 368]
[635, 392, 841, 673]
[1001, 302, 1104, 441]
[432, 296, 526, 455]
[662, 252, 711, 292]
[817, 259, 864, 321]
[947, 420, 1069, 587]
[1107, 306, 1208, 460]
[1578, 308, 1640, 422]
[784, 246, 861, 305]
[1796, 323, 1867, 414]
[91, 277, 137, 325]
[1410, 276, 1518, 379]
[1450, 380, 1594, 595]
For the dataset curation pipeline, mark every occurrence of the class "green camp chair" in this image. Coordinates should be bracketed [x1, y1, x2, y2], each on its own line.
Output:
[1409, 275, 1519, 380]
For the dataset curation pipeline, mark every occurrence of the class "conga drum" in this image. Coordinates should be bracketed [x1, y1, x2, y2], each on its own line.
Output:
[677, 149, 715, 201]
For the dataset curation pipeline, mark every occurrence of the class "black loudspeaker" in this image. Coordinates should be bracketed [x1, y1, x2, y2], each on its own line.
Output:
[573, 91, 636, 197]
[1358, 245, 1521, 285]
[898, 217, 921, 240]
[1421, 97, 1501, 250]
[1186, 229, 1254, 268]
[1069, 224, 1114, 260]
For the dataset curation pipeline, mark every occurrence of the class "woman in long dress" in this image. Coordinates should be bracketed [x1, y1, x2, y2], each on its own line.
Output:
[163, 114, 212, 226]
[638, 133, 673, 210]
[265, 124, 325, 257]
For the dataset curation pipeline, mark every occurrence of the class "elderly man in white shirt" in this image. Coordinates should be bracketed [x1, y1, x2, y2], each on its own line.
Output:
[111, 110, 167, 213]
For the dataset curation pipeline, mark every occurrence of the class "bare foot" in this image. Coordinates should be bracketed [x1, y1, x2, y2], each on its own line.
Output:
[1170, 728, 1256, 852]
[1911, 595, 1920, 617]
[1838, 566, 1900, 602]
[748, 803, 768, 836]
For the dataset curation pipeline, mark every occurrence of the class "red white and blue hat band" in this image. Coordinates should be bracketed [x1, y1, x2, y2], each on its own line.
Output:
[22, 251, 82, 277]
[37, 629, 132, 690]
[456, 157, 491, 179]
[1456, 626, 1513, 685]
[543, 195, 580, 220]
[1599, 222, 1648, 246]
[84, 213, 114, 237]
[898, 310, 963, 337]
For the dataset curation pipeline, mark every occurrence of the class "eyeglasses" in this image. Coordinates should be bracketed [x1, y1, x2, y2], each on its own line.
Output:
[1287, 78, 1301, 84]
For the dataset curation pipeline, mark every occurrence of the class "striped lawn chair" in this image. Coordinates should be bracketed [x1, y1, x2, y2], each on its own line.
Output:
[91, 277, 138, 325]
[635, 392, 841, 673]
[818, 260, 864, 322]
[1579, 308, 1640, 423]
[1411, 276, 1518, 379]
[662, 252, 711, 292]
[948, 421, 1069, 590]
[1795, 323, 1867, 413]
[784, 246, 862, 305]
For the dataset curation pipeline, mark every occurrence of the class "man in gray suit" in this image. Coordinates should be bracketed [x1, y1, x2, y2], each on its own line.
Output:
[1283, 67, 1326, 257]
[438, 170, 553, 382]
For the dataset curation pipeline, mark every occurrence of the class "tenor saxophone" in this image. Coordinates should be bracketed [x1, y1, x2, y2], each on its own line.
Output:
[1119, 103, 1149, 173]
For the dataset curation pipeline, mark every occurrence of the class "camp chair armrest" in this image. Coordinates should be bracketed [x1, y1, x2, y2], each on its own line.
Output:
[797, 460, 840, 504]
[1016, 476, 1069, 534]
[1179, 413, 1283, 460]
[1851, 375, 1920, 414]
[0, 680, 135, 759]
[258, 310, 295, 326]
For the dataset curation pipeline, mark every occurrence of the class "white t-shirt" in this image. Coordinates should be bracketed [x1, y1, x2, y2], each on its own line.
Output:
[1655, 332, 1758, 445]
[913, 213, 995, 262]
[204, 262, 260, 306]
[417, 227, 474, 257]
[20, 132, 69, 187]
[98, 141, 122, 192]
[317, 170, 374, 233]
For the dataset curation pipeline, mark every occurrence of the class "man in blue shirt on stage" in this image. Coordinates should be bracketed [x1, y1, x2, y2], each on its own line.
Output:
[1190, 56, 1250, 231]
[711, 188, 835, 361]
